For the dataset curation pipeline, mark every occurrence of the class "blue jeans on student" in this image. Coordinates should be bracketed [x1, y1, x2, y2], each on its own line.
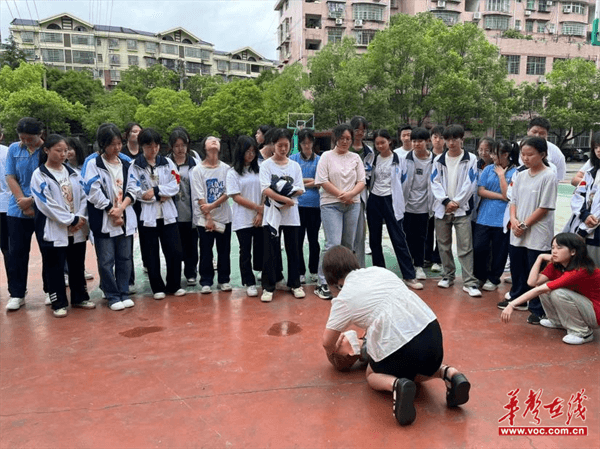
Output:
[318, 202, 360, 285]
[94, 234, 133, 305]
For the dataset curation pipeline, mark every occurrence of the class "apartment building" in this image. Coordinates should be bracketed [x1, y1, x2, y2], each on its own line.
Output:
[9, 13, 277, 88]
[275, 0, 599, 83]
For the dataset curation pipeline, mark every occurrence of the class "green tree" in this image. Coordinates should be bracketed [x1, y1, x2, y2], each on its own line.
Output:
[0, 62, 45, 98]
[117, 65, 179, 104]
[135, 88, 201, 139]
[183, 74, 224, 106]
[83, 89, 139, 139]
[0, 36, 28, 70]
[45, 67, 105, 107]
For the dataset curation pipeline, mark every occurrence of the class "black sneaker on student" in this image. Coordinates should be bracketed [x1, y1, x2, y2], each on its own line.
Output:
[315, 284, 333, 300]
[527, 313, 542, 325]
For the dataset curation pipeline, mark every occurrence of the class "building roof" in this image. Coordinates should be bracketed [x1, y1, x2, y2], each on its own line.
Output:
[157, 27, 213, 46]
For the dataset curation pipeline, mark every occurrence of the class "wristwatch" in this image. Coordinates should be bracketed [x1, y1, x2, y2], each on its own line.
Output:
[518, 221, 528, 230]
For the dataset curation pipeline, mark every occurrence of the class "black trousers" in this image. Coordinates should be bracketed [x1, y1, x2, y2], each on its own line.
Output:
[0, 212, 10, 289]
[262, 225, 300, 292]
[508, 245, 547, 318]
[424, 215, 441, 264]
[198, 223, 232, 287]
[178, 221, 199, 280]
[236, 226, 263, 287]
[40, 239, 89, 310]
[139, 220, 183, 293]
[473, 223, 509, 285]
[297, 207, 321, 275]
[403, 212, 429, 268]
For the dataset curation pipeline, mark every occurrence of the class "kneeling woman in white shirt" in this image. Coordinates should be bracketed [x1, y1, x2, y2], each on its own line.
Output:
[321, 245, 470, 426]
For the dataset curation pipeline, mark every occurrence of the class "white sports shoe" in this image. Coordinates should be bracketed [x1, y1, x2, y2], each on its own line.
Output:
[246, 285, 258, 297]
[482, 281, 498, 291]
[437, 278, 454, 288]
[463, 286, 482, 297]
[261, 290, 273, 302]
[6, 297, 25, 311]
[218, 283, 233, 292]
[292, 287, 306, 298]
[173, 288, 187, 297]
[415, 267, 427, 280]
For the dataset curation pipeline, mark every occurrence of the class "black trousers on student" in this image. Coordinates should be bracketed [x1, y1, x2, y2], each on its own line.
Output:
[236, 226, 263, 287]
[0, 212, 10, 289]
[40, 239, 89, 310]
[178, 221, 199, 280]
[298, 206, 321, 276]
[139, 220, 183, 294]
[508, 245, 546, 318]
[473, 223, 509, 286]
[425, 215, 441, 264]
[262, 225, 300, 292]
[198, 223, 231, 287]
[402, 212, 429, 268]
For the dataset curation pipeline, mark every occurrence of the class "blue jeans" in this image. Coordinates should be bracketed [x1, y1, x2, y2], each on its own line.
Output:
[94, 234, 133, 304]
[318, 202, 360, 285]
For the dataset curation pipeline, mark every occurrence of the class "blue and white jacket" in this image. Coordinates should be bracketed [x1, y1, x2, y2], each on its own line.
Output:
[128, 155, 180, 227]
[368, 152, 407, 221]
[430, 150, 478, 219]
[83, 154, 137, 238]
[402, 151, 435, 214]
[359, 143, 375, 204]
[565, 165, 600, 247]
[31, 164, 88, 247]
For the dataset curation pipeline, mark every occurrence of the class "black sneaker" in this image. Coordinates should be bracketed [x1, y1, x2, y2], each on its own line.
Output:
[497, 300, 528, 311]
[527, 313, 542, 325]
[315, 284, 333, 300]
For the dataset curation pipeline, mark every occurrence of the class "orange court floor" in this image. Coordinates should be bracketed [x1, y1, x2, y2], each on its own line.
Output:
[0, 242, 598, 449]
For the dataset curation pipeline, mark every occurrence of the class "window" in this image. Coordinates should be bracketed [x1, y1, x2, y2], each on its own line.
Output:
[128, 55, 139, 66]
[186, 61, 202, 73]
[563, 2, 585, 14]
[185, 47, 210, 59]
[537, 21, 547, 32]
[355, 29, 377, 46]
[145, 42, 158, 53]
[353, 4, 385, 21]
[97, 38, 102, 46]
[526, 0, 535, 9]
[505, 54, 521, 74]
[538, 0, 550, 11]
[74, 26, 88, 32]
[485, 0, 510, 13]
[72, 50, 94, 64]
[109, 54, 121, 66]
[161, 43, 178, 55]
[162, 59, 176, 70]
[515, 19, 522, 29]
[231, 61, 246, 71]
[201, 63, 211, 75]
[306, 40, 321, 50]
[21, 31, 34, 43]
[526, 56, 546, 75]
[484, 15, 510, 30]
[217, 60, 228, 71]
[127, 39, 138, 50]
[22, 48, 36, 60]
[41, 49, 64, 62]
[327, 1, 346, 19]
[552, 57, 566, 68]
[40, 32, 62, 43]
[431, 11, 460, 25]
[561, 22, 585, 36]
[328, 28, 344, 44]
[525, 20, 534, 32]
[145, 57, 158, 67]
[110, 70, 120, 81]
[72, 34, 93, 46]
[97, 53, 103, 63]
[109, 38, 120, 49]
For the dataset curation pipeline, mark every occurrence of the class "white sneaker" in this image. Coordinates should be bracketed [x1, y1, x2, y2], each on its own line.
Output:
[64, 274, 69, 287]
[218, 283, 232, 292]
[431, 263, 443, 272]
[563, 333, 594, 345]
[153, 292, 166, 300]
[122, 299, 135, 308]
[504, 291, 512, 300]
[405, 279, 424, 290]
[45, 292, 52, 305]
[246, 285, 258, 297]
[299, 275, 306, 284]
[463, 286, 482, 297]
[53, 307, 68, 318]
[437, 278, 454, 288]
[110, 301, 125, 311]
[482, 281, 498, 291]
[415, 267, 427, 280]
[6, 297, 24, 311]
[540, 318, 562, 329]
[200, 285, 212, 294]
[292, 287, 306, 298]
[173, 288, 187, 297]
[261, 290, 273, 302]
[187, 277, 197, 286]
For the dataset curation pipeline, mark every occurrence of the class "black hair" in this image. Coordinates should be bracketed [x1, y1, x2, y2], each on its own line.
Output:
[258, 124, 271, 136]
[297, 128, 315, 143]
[493, 139, 519, 168]
[262, 127, 276, 146]
[39, 134, 68, 166]
[199, 136, 221, 160]
[169, 128, 190, 150]
[124, 122, 142, 140]
[528, 117, 551, 132]
[270, 128, 292, 145]
[138, 128, 162, 147]
[372, 129, 393, 142]
[520, 136, 549, 166]
[323, 245, 360, 286]
[442, 124, 465, 140]
[478, 137, 495, 151]
[350, 116, 368, 131]
[16, 117, 44, 135]
[397, 124, 412, 137]
[332, 124, 353, 145]
[232, 135, 259, 175]
[430, 125, 445, 137]
[552, 233, 597, 274]
[66, 136, 87, 167]
[96, 123, 122, 154]
[411, 127, 430, 141]
[590, 131, 600, 170]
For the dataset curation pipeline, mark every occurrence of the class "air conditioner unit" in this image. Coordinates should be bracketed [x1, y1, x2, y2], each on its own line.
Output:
[525, 10, 532, 15]
[354, 19, 363, 27]
[547, 0, 553, 5]
[437, 0, 446, 8]
[563, 5, 571, 13]
[335, 18, 343, 25]
[538, 75, 547, 83]
[548, 24, 556, 33]
[473, 12, 482, 20]
[515, 24, 522, 30]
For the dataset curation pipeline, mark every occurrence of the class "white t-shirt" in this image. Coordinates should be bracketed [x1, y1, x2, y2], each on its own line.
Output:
[394, 147, 410, 159]
[371, 154, 393, 197]
[103, 157, 123, 208]
[192, 161, 233, 225]
[326, 267, 437, 362]
[445, 151, 463, 200]
[144, 165, 163, 219]
[226, 167, 262, 232]
[259, 158, 304, 227]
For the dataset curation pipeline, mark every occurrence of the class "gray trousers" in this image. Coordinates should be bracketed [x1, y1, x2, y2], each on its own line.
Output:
[540, 288, 598, 337]
[435, 214, 477, 287]
[353, 199, 366, 268]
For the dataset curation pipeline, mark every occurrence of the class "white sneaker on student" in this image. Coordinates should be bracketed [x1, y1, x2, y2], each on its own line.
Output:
[173, 288, 187, 297]
[200, 285, 212, 294]
[246, 285, 258, 297]
[415, 267, 427, 280]
[6, 297, 25, 311]
[437, 278, 454, 288]
[292, 287, 306, 298]
[405, 279, 424, 290]
[218, 283, 232, 292]
[463, 286, 482, 297]
[562, 333, 594, 345]
[153, 292, 166, 300]
[482, 281, 498, 291]
[431, 263, 443, 272]
[261, 290, 273, 302]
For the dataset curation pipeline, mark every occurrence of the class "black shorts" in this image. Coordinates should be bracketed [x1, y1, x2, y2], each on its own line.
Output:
[370, 320, 444, 381]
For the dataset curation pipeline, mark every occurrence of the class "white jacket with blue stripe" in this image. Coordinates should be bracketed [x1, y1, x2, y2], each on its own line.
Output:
[430, 150, 478, 219]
